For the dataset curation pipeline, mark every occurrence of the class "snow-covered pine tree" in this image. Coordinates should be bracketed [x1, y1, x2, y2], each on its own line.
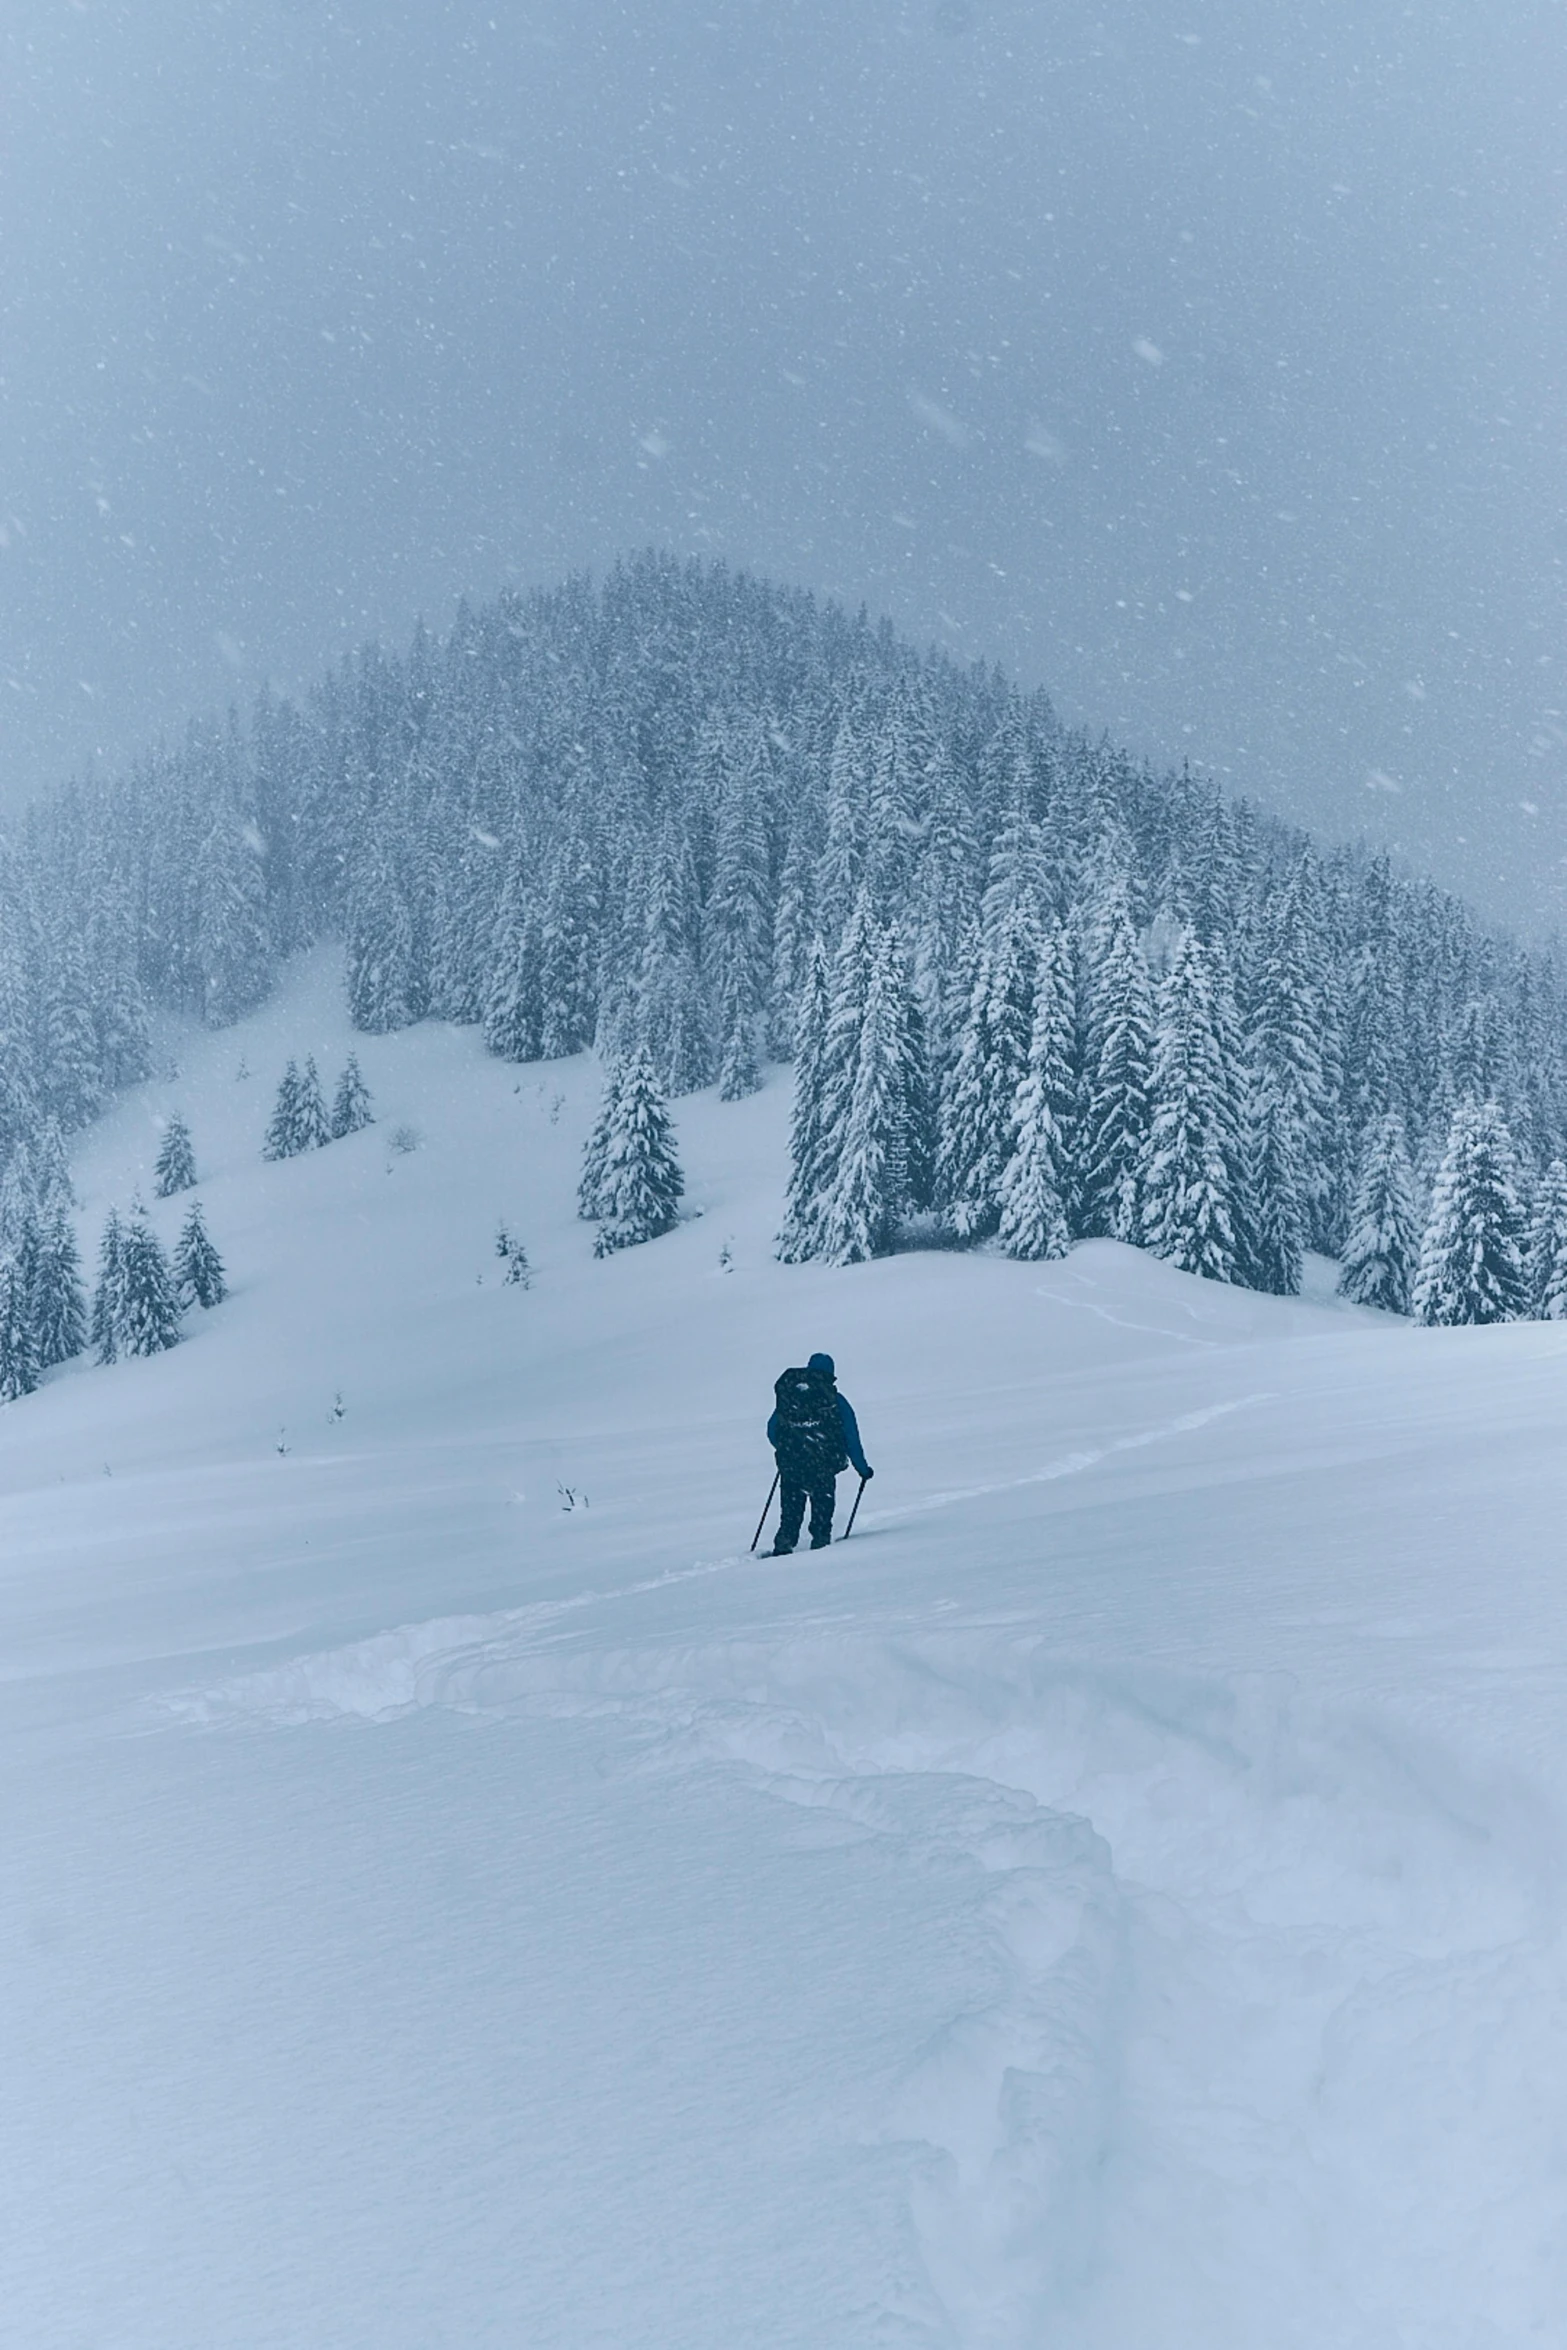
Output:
[1338, 1113, 1420, 1313]
[0, 1154, 36, 1254]
[154, 1114, 197, 1197]
[812, 922, 911, 1263]
[536, 834, 602, 1062]
[483, 862, 543, 1064]
[578, 1059, 625, 1221]
[117, 1207, 183, 1355]
[776, 938, 833, 1263]
[1206, 934, 1264, 1288]
[815, 709, 870, 948]
[0, 1249, 38, 1401]
[1412, 1100, 1529, 1327]
[31, 1203, 87, 1368]
[330, 1054, 375, 1138]
[1527, 1158, 1567, 1319]
[776, 888, 883, 1260]
[639, 818, 712, 1098]
[295, 1057, 331, 1150]
[937, 908, 1035, 1239]
[91, 1209, 128, 1365]
[704, 718, 772, 1101]
[978, 777, 1048, 938]
[92, 931, 152, 1096]
[591, 1046, 685, 1255]
[495, 1223, 532, 1287]
[32, 1117, 76, 1212]
[195, 790, 274, 1026]
[908, 746, 981, 1070]
[897, 976, 937, 1218]
[997, 926, 1075, 1261]
[346, 839, 419, 1034]
[263, 1062, 303, 1161]
[1342, 861, 1408, 1139]
[1249, 858, 1336, 1248]
[43, 936, 108, 1134]
[173, 1198, 227, 1309]
[1244, 1075, 1307, 1297]
[1077, 885, 1154, 1244]
[1141, 928, 1240, 1283]
[1451, 994, 1518, 1117]
[767, 829, 814, 1060]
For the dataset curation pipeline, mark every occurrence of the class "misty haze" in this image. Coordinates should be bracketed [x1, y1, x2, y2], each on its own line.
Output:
[4, 0, 1563, 930]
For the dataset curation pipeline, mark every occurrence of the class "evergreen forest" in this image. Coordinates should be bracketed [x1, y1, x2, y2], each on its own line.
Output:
[3, 551, 1565, 1324]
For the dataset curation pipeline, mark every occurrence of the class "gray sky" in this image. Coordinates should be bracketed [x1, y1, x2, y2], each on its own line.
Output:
[3, 0, 1564, 931]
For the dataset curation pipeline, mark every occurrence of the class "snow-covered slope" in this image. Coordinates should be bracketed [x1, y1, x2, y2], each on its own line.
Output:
[6, 950, 1566, 2347]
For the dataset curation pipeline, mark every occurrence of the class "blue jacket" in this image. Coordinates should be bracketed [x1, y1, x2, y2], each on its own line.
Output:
[767, 1354, 871, 1478]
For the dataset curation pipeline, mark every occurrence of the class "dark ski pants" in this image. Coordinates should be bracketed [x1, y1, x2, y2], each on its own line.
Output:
[776, 1472, 836, 1550]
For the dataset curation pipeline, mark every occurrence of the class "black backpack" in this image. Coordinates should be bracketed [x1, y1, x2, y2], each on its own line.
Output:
[773, 1364, 848, 1476]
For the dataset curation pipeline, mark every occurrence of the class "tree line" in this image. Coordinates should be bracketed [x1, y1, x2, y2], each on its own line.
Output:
[0, 551, 1563, 1325]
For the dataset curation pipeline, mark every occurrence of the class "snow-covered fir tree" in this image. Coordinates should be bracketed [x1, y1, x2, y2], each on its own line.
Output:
[767, 831, 815, 1060]
[776, 939, 833, 1264]
[578, 1060, 625, 1222]
[1141, 930, 1241, 1283]
[938, 909, 1036, 1240]
[153, 1114, 197, 1198]
[346, 838, 419, 1034]
[813, 923, 914, 1264]
[117, 1208, 184, 1356]
[263, 1062, 304, 1161]
[704, 717, 772, 1101]
[1077, 885, 1153, 1245]
[1338, 1113, 1420, 1314]
[173, 1199, 227, 1310]
[1526, 1157, 1567, 1320]
[483, 865, 542, 1065]
[295, 1057, 331, 1150]
[31, 1205, 87, 1369]
[997, 927, 1075, 1262]
[589, 1046, 685, 1256]
[1249, 859, 1337, 1250]
[1412, 1101, 1530, 1327]
[263, 1056, 329, 1159]
[1244, 1078, 1307, 1298]
[0, 1249, 38, 1401]
[195, 780, 274, 1026]
[0, 1157, 37, 1255]
[638, 819, 711, 1098]
[536, 828, 602, 1061]
[30, 1118, 75, 1213]
[330, 1055, 374, 1138]
[494, 1224, 532, 1287]
[91, 1210, 128, 1365]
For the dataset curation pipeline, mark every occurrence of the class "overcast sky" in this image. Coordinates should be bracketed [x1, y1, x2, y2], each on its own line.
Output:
[2, 0, 1563, 931]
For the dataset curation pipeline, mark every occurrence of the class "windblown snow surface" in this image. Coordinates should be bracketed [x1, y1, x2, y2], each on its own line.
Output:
[6, 950, 1567, 2347]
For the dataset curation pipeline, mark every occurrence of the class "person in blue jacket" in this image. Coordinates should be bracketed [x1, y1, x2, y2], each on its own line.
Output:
[766, 1351, 873, 1553]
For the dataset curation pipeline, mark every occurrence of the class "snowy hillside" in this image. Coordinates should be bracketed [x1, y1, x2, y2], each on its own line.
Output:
[7, 951, 1567, 2346]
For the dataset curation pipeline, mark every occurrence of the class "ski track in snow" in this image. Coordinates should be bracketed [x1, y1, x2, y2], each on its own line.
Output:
[860, 1392, 1273, 1527]
[172, 1385, 1567, 2348]
[170, 1393, 1269, 1730]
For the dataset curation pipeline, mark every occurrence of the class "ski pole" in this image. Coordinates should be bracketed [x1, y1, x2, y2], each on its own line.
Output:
[750, 1469, 780, 1552]
[842, 1474, 868, 1541]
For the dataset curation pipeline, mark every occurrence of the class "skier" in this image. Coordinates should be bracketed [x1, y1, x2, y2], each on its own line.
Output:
[766, 1351, 873, 1554]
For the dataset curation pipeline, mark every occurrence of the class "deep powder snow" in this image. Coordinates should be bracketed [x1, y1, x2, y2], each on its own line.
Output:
[2, 950, 1564, 2346]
